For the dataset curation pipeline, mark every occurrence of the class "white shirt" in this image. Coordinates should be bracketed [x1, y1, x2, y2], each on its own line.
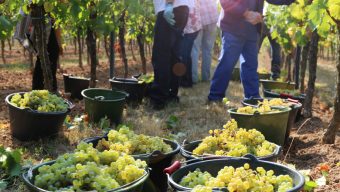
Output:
[153, 0, 195, 14]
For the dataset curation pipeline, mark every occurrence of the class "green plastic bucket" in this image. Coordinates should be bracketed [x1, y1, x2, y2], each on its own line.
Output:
[180, 140, 281, 162]
[260, 80, 296, 90]
[109, 77, 147, 105]
[83, 136, 180, 192]
[263, 89, 306, 105]
[242, 98, 302, 144]
[5, 92, 72, 141]
[228, 107, 291, 146]
[22, 160, 149, 192]
[81, 88, 128, 125]
[63, 74, 90, 100]
[166, 154, 304, 192]
[257, 73, 271, 80]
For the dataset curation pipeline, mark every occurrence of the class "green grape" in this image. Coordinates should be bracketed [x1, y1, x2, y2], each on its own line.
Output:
[179, 168, 213, 188]
[34, 142, 147, 191]
[191, 185, 213, 192]
[10, 90, 68, 112]
[236, 101, 282, 114]
[193, 119, 276, 157]
[96, 125, 172, 155]
[180, 163, 294, 192]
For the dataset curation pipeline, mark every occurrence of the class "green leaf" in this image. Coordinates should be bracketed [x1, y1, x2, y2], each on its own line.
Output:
[166, 115, 179, 130]
[304, 181, 318, 191]
[6, 155, 21, 177]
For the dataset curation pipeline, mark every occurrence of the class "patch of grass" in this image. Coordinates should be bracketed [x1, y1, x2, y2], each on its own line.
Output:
[0, 63, 30, 71]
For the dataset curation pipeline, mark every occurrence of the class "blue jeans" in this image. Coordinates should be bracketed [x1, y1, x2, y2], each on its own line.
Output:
[208, 31, 260, 101]
[191, 23, 217, 83]
[179, 31, 199, 87]
[258, 25, 281, 79]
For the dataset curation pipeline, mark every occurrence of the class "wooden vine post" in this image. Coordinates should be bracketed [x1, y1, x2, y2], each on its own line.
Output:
[30, 4, 54, 91]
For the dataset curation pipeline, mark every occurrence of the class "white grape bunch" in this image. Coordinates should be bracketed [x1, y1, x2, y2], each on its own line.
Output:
[193, 119, 276, 157]
[10, 90, 68, 112]
[96, 125, 172, 154]
[34, 142, 147, 191]
[180, 163, 294, 192]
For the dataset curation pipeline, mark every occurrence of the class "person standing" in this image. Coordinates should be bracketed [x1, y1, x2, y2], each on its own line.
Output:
[258, 23, 282, 80]
[179, 0, 202, 88]
[191, 0, 219, 84]
[208, 0, 295, 102]
[15, 7, 62, 92]
[150, 0, 194, 109]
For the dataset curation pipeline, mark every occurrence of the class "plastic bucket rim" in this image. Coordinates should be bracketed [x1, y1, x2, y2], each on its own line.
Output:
[83, 136, 181, 159]
[109, 78, 146, 85]
[63, 74, 91, 81]
[5, 92, 71, 115]
[227, 107, 292, 116]
[22, 160, 150, 192]
[81, 88, 128, 102]
[180, 140, 281, 160]
[168, 158, 305, 192]
[259, 79, 296, 85]
[241, 98, 303, 109]
[263, 89, 306, 100]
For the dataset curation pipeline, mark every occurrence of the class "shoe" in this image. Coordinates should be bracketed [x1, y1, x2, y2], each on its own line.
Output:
[167, 96, 180, 104]
[150, 99, 166, 110]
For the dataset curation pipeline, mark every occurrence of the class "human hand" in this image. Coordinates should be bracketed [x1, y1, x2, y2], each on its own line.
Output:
[163, 3, 175, 25]
[244, 10, 263, 25]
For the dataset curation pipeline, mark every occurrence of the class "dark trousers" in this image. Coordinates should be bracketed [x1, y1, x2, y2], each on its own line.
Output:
[150, 6, 189, 105]
[258, 24, 281, 80]
[32, 28, 59, 91]
[179, 31, 199, 87]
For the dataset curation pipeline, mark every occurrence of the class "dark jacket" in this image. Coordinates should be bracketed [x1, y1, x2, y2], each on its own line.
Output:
[219, 0, 295, 40]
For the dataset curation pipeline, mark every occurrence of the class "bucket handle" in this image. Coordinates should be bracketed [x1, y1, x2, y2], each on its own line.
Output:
[138, 150, 166, 160]
[64, 100, 75, 110]
[164, 161, 181, 175]
[243, 154, 259, 162]
[182, 139, 190, 146]
[273, 145, 282, 156]
[287, 98, 299, 104]
[253, 111, 261, 117]
[280, 93, 294, 99]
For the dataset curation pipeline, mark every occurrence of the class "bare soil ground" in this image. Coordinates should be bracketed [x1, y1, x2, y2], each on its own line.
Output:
[0, 43, 339, 191]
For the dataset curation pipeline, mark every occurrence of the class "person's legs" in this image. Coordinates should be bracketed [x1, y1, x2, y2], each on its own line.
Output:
[47, 28, 60, 92]
[240, 39, 260, 99]
[201, 23, 217, 81]
[208, 32, 244, 101]
[179, 31, 199, 87]
[150, 6, 189, 108]
[191, 30, 202, 83]
[268, 35, 281, 80]
[32, 57, 44, 90]
[150, 12, 177, 106]
[169, 6, 189, 99]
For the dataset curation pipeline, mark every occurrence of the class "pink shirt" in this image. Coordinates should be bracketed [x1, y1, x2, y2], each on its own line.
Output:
[199, 0, 219, 26]
[184, 0, 202, 34]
